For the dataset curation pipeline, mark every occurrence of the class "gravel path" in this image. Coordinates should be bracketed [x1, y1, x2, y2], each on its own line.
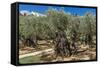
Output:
[19, 48, 54, 59]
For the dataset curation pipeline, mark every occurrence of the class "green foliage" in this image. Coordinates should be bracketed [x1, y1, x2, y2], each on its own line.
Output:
[19, 8, 96, 42]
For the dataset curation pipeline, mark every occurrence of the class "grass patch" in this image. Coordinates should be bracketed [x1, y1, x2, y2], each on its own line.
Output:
[19, 55, 41, 64]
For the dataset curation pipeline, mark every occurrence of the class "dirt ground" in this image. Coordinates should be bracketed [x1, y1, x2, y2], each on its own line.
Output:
[19, 40, 96, 63]
[39, 44, 96, 62]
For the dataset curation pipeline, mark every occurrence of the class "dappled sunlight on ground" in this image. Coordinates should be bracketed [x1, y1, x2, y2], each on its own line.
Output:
[19, 41, 96, 64]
